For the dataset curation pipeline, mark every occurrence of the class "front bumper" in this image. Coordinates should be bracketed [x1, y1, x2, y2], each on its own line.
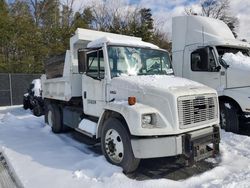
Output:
[131, 125, 220, 159]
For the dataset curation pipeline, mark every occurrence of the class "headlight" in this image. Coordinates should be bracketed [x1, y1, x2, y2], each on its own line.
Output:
[141, 114, 157, 128]
[142, 115, 152, 124]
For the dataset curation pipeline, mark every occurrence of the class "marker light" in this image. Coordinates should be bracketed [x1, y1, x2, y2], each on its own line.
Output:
[128, 96, 136, 105]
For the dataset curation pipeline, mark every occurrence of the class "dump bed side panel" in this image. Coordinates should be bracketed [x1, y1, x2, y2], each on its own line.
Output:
[42, 50, 82, 102]
[41, 74, 82, 101]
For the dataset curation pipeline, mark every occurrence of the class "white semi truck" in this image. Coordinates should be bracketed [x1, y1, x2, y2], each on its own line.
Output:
[172, 15, 250, 133]
[41, 29, 220, 173]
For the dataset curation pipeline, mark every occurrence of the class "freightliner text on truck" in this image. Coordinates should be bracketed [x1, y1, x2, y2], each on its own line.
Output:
[41, 29, 220, 173]
[172, 15, 250, 133]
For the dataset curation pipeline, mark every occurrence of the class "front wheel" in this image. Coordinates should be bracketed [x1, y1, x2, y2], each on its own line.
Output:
[101, 118, 140, 173]
[220, 102, 239, 133]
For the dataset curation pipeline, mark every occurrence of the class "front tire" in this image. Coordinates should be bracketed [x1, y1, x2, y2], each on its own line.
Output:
[101, 118, 140, 173]
[220, 102, 239, 133]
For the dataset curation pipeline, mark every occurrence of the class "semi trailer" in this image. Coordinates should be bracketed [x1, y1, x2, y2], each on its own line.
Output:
[172, 15, 250, 133]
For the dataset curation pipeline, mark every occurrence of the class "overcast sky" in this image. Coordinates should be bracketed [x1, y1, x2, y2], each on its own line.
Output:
[127, 0, 250, 41]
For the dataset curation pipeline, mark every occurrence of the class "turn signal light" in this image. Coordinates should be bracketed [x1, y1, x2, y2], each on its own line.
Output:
[128, 96, 136, 105]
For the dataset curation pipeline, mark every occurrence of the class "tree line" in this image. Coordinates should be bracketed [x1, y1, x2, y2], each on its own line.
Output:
[0, 0, 170, 73]
[0, 0, 238, 74]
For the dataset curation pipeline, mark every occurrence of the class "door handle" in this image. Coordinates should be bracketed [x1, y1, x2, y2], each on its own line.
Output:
[221, 71, 225, 76]
[84, 91, 87, 99]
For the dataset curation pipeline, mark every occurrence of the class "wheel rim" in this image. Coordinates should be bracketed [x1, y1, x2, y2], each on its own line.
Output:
[105, 129, 124, 163]
[48, 110, 53, 127]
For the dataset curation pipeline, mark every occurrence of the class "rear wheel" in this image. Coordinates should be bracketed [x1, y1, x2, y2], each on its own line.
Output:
[32, 99, 43, 116]
[220, 101, 239, 133]
[101, 118, 140, 173]
[46, 103, 63, 133]
[23, 97, 29, 110]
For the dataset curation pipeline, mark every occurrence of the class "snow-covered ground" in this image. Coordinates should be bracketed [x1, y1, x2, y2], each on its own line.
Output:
[0, 106, 250, 188]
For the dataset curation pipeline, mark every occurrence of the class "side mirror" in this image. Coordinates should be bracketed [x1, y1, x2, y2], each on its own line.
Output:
[219, 57, 229, 69]
[78, 49, 87, 73]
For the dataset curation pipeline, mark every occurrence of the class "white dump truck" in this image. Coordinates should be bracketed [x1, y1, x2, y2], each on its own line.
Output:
[41, 29, 220, 173]
[172, 15, 250, 133]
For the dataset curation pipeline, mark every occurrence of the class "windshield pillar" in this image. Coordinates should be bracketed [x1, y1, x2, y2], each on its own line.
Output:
[103, 43, 111, 83]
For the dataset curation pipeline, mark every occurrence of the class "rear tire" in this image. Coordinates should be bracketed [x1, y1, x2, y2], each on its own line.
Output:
[46, 103, 63, 133]
[220, 101, 239, 133]
[101, 118, 140, 173]
[23, 97, 29, 110]
[32, 105, 43, 116]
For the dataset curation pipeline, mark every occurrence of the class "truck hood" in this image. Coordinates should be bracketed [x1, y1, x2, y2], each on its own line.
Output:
[108, 75, 217, 134]
[109, 75, 215, 100]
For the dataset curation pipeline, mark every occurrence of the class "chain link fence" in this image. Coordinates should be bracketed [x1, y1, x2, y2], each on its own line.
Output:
[0, 73, 41, 106]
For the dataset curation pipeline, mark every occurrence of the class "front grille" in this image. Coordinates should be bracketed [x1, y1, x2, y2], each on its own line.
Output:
[178, 94, 218, 128]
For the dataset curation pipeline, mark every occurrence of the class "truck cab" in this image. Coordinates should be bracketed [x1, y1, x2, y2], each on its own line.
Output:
[172, 15, 250, 133]
[42, 29, 220, 173]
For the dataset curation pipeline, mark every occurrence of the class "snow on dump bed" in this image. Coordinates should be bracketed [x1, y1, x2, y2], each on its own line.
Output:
[87, 36, 159, 49]
[1, 106, 250, 188]
[222, 52, 250, 70]
[115, 75, 204, 90]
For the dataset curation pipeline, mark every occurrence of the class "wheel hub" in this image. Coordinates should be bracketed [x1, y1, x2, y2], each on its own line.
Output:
[105, 129, 124, 163]
[107, 139, 116, 153]
[48, 110, 53, 127]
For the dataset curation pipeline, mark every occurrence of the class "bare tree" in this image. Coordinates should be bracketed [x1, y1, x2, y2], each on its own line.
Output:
[184, 7, 198, 16]
[90, 0, 133, 32]
[28, 0, 46, 26]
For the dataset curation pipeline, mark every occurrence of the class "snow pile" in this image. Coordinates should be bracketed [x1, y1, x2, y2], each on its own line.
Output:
[1, 106, 250, 188]
[222, 52, 250, 70]
[31, 79, 41, 97]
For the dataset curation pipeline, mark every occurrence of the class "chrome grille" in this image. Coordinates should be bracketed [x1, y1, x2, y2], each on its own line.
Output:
[178, 94, 218, 128]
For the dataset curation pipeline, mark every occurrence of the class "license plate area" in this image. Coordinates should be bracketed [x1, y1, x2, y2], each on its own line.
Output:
[193, 141, 213, 161]
[183, 126, 220, 162]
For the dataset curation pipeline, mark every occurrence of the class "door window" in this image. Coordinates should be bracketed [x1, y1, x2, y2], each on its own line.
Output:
[191, 47, 217, 72]
[86, 50, 104, 79]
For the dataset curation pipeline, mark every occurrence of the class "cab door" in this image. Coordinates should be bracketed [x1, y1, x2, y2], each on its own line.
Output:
[82, 49, 106, 117]
[183, 46, 222, 90]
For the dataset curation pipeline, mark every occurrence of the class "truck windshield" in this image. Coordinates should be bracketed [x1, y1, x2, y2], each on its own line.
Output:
[216, 46, 250, 57]
[107, 46, 173, 77]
